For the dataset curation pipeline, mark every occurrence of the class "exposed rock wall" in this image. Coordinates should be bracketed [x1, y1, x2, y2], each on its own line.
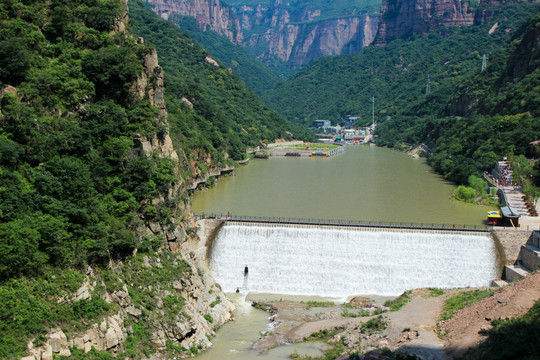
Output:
[247, 15, 378, 67]
[236, 1, 379, 67]
[374, 0, 540, 45]
[24, 252, 235, 359]
[143, 0, 378, 68]
[144, 0, 242, 44]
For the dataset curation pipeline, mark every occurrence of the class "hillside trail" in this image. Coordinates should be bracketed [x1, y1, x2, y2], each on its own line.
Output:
[383, 289, 452, 360]
[440, 271, 540, 358]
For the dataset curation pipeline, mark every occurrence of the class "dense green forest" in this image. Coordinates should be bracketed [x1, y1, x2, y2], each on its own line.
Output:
[264, 3, 540, 184]
[0, 0, 166, 278]
[0, 0, 307, 356]
[0, 0, 176, 355]
[165, 14, 282, 94]
[129, 0, 310, 164]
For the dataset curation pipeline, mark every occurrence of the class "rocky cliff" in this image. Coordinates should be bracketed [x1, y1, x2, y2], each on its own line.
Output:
[235, 0, 379, 67]
[143, 0, 378, 69]
[375, 0, 540, 45]
[144, 0, 242, 44]
[245, 14, 379, 67]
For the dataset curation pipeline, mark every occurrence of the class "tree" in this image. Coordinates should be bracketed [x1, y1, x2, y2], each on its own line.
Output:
[522, 179, 540, 207]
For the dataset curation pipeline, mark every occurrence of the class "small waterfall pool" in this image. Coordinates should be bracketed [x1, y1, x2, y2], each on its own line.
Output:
[209, 223, 499, 297]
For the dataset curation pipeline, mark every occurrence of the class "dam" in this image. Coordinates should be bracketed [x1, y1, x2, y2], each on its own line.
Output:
[208, 221, 499, 298]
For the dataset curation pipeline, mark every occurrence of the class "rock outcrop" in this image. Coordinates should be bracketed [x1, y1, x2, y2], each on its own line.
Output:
[143, 0, 378, 68]
[144, 0, 242, 44]
[21, 1, 235, 358]
[245, 15, 378, 67]
[235, 0, 379, 67]
[375, 0, 540, 45]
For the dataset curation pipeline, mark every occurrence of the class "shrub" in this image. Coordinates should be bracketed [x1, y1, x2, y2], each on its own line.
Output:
[359, 316, 388, 335]
[384, 291, 411, 312]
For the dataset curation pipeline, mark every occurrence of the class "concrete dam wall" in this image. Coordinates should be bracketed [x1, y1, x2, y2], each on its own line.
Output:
[207, 222, 499, 298]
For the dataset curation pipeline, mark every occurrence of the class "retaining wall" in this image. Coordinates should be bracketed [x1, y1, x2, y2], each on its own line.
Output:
[196, 219, 226, 262]
[491, 229, 533, 265]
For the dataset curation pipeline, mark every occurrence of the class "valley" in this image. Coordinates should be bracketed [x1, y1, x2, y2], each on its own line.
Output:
[0, 0, 539, 359]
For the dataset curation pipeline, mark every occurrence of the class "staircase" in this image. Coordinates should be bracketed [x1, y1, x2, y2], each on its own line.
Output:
[496, 231, 540, 286]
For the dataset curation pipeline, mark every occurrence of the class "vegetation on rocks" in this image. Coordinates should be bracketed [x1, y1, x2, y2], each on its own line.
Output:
[440, 289, 494, 321]
[384, 291, 411, 312]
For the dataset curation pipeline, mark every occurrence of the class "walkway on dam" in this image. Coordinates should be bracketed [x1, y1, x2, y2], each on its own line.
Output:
[196, 214, 490, 232]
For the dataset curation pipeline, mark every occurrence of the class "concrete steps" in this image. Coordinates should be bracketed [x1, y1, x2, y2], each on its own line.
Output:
[492, 279, 510, 288]
[521, 245, 540, 271]
[503, 264, 532, 283]
[498, 231, 539, 284]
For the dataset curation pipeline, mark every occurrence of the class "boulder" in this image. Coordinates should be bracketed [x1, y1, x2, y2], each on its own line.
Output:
[105, 327, 119, 349]
[41, 348, 53, 360]
[74, 283, 91, 301]
[126, 306, 142, 317]
[73, 337, 85, 350]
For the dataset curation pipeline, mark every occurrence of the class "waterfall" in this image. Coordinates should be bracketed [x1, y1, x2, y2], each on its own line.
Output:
[209, 223, 498, 297]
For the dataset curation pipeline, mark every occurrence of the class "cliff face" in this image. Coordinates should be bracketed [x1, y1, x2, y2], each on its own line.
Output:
[375, 0, 540, 45]
[143, 0, 378, 68]
[237, 1, 379, 67]
[144, 0, 242, 44]
[245, 14, 379, 67]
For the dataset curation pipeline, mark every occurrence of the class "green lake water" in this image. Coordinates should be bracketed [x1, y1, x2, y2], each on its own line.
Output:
[192, 145, 489, 226]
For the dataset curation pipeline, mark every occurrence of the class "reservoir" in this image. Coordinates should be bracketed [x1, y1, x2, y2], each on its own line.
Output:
[192, 145, 489, 225]
[192, 145, 496, 359]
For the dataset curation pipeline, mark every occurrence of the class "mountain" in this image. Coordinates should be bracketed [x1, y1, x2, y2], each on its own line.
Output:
[232, 0, 380, 70]
[0, 0, 305, 357]
[143, 0, 242, 44]
[168, 15, 282, 94]
[263, 2, 540, 183]
[374, 0, 540, 45]
[264, 2, 539, 123]
[144, 0, 382, 75]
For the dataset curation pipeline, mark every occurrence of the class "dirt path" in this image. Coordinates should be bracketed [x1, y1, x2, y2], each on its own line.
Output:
[383, 289, 451, 360]
[440, 271, 540, 358]
[249, 273, 540, 358]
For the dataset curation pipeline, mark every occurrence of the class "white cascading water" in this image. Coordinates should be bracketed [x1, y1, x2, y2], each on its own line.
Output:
[209, 223, 499, 297]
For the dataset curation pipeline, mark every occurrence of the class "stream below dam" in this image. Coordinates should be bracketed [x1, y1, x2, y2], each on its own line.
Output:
[191, 145, 495, 359]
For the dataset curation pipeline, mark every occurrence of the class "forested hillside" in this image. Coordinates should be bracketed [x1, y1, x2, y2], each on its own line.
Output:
[129, 0, 308, 165]
[160, 14, 282, 95]
[0, 0, 301, 357]
[395, 11, 540, 184]
[264, 3, 540, 184]
[264, 3, 540, 125]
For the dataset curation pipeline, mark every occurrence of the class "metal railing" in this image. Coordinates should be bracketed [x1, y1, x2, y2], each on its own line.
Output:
[196, 213, 491, 232]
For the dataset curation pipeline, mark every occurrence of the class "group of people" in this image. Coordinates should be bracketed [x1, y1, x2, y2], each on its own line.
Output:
[498, 161, 514, 186]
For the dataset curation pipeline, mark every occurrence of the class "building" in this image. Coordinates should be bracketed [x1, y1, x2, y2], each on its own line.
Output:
[313, 120, 331, 128]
